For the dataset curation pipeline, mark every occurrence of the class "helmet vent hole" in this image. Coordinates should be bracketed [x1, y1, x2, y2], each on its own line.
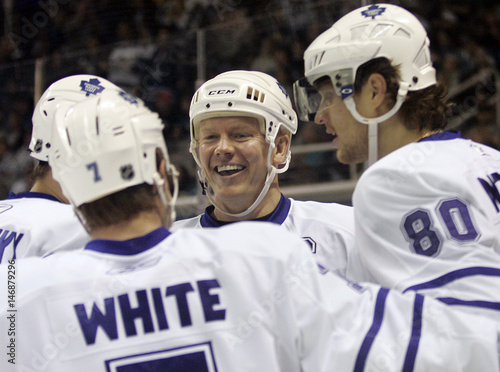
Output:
[228, 102, 233, 107]
[65, 129, 71, 146]
[351, 25, 368, 40]
[246, 87, 265, 102]
[206, 103, 210, 108]
[414, 46, 431, 69]
[394, 27, 411, 39]
[43, 110, 48, 116]
[314, 51, 325, 67]
[370, 24, 393, 38]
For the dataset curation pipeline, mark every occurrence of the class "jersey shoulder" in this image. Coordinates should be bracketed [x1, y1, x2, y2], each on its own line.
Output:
[287, 198, 354, 231]
[169, 221, 309, 263]
[0, 196, 79, 225]
[365, 138, 500, 178]
[170, 214, 202, 231]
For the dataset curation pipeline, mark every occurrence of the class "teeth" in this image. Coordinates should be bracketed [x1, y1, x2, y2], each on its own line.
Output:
[217, 164, 244, 172]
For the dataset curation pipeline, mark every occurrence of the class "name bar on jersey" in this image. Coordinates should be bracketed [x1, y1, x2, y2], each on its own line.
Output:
[74, 279, 226, 345]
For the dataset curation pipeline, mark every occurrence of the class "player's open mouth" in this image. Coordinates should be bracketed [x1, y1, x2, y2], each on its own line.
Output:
[326, 129, 337, 138]
[215, 164, 245, 176]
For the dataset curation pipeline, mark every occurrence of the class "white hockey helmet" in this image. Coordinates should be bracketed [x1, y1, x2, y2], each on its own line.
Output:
[189, 70, 298, 217]
[49, 89, 179, 223]
[30, 74, 121, 161]
[294, 3, 436, 164]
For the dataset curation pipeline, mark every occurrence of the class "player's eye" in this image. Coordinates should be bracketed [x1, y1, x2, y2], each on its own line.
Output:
[234, 133, 250, 139]
[200, 134, 218, 141]
[319, 91, 337, 110]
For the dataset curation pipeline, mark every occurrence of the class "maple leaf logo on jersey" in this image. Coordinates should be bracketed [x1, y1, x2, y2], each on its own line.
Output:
[119, 91, 139, 105]
[79, 78, 105, 96]
[361, 5, 386, 20]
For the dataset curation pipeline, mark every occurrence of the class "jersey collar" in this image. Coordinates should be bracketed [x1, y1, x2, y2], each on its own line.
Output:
[419, 130, 461, 142]
[200, 194, 291, 228]
[85, 227, 171, 256]
[7, 191, 61, 202]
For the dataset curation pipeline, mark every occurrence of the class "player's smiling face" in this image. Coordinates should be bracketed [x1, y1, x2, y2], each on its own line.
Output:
[314, 79, 368, 164]
[198, 116, 269, 209]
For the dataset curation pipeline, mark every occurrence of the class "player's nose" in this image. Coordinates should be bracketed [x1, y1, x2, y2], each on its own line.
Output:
[215, 135, 234, 156]
[314, 110, 327, 126]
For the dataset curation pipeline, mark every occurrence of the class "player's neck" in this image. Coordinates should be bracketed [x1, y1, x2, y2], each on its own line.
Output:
[378, 119, 428, 159]
[30, 174, 69, 203]
[89, 211, 165, 241]
[212, 183, 282, 222]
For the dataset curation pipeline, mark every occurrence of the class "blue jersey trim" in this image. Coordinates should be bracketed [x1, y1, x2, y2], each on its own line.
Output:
[418, 130, 461, 142]
[403, 294, 424, 372]
[199, 194, 291, 228]
[402, 267, 500, 312]
[7, 191, 60, 202]
[437, 298, 500, 310]
[403, 267, 500, 293]
[85, 228, 170, 256]
[354, 288, 389, 371]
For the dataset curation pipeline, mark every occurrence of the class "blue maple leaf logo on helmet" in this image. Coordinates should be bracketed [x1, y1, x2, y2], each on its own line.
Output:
[79, 78, 105, 96]
[118, 91, 139, 105]
[361, 4, 386, 20]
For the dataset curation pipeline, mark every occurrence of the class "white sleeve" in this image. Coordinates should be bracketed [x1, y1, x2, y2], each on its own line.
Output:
[285, 248, 500, 371]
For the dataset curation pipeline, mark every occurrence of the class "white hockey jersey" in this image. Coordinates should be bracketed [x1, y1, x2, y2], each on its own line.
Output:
[0, 192, 89, 263]
[0, 222, 498, 371]
[354, 131, 500, 323]
[172, 195, 365, 280]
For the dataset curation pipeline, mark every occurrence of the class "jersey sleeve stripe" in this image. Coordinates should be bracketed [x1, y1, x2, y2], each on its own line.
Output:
[437, 297, 500, 311]
[402, 293, 424, 372]
[354, 287, 389, 372]
[402, 267, 500, 292]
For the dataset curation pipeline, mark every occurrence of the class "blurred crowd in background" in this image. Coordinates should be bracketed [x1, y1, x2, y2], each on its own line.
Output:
[0, 0, 499, 199]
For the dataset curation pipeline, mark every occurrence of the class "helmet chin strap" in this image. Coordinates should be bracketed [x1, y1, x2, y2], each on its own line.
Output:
[342, 82, 409, 166]
[199, 142, 280, 218]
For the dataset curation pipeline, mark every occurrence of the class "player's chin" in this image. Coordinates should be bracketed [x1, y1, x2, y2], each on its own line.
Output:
[335, 148, 349, 164]
[336, 148, 362, 165]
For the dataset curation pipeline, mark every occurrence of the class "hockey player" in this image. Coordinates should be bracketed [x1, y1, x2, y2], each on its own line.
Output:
[1, 83, 499, 371]
[0, 75, 120, 262]
[172, 70, 362, 279]
[294, 3, 500, 324]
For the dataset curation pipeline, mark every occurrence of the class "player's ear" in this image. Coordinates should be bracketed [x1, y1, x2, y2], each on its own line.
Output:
[366, 73, 387, 109]
[273, 132, 290, 166]
[154, 149, 170, 195]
